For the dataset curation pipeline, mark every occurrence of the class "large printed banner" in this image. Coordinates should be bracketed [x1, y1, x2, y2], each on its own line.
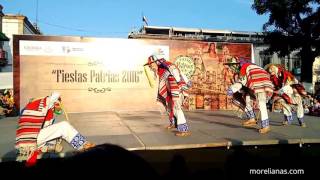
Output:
[14, 35, 252, 113]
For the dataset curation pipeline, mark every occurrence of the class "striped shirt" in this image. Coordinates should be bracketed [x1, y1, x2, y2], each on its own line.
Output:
[157, 61, 188, 120]
[16, 97, 54, 149]
[240, 63, 274, 94]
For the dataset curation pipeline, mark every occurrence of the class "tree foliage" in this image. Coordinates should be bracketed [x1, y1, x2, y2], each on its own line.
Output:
[252, 0, 320, 81]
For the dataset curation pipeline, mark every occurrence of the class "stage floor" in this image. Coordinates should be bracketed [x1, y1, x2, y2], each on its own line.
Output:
[1, 110, 320, 161]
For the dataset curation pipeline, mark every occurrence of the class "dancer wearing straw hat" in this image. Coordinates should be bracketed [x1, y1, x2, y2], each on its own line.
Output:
[144, 49, 192, 137]
[265, 64, 307, 127]
[224, 57, 274, 134]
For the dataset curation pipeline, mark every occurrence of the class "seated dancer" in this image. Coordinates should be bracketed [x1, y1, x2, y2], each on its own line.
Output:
[265, 64, 307, 127]
[225, 58, 274, 133]
[144, 49, 191, 137]
[16, 92, 95, 166]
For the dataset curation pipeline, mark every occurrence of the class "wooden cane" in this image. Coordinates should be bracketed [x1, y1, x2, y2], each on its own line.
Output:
[143, 65, 156, 88]
[60, 103, 69, 122]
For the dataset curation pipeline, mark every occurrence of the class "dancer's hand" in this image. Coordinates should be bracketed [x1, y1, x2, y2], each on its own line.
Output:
[182, 96, 189, 108]
[227, 88, 233, 96]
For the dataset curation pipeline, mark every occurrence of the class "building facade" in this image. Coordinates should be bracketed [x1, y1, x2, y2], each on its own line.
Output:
[129, 25, 316, 92]
[0, 14, 40, 89]
[0, 5, 9, 69]
[129, 25, 302, 77]
[0, 5, 10, 90]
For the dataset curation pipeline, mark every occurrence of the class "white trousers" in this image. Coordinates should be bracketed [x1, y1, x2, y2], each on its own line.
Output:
[172, 94, 186, 125]
[281, 93, 304, 119]
[37, 121, 79, 148]
[244, 95, 254, 119]
[293, 94, 304, 119]
[256, 92, 268, 121]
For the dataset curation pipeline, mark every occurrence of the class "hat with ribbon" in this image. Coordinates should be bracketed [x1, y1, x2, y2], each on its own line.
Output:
[223, 56, 239, 65]
[48, 92, 61, 109]
[144, 49, 166, 66]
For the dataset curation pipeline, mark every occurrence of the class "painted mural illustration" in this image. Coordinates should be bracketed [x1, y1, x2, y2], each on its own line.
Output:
[146, 40, 252, 111]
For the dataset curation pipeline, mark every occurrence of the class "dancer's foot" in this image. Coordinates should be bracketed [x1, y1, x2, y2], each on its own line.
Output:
[81, 142, 96, 151]
[259, 126, 271, 134]
[300, 122, 307, 128]
[166, 124, 175, 130]
[175, 131, 191, 137]
[242, 118, 257, 127]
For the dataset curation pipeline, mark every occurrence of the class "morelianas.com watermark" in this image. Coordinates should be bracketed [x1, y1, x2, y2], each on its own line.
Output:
[249, 168, 304, 175]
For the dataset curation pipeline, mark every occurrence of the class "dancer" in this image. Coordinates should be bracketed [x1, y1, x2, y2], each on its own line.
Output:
[266, 64, 307, 127]
[144, 50, 191, 136]
[16, 92, 95, 166]
[225, 58, 274, 133]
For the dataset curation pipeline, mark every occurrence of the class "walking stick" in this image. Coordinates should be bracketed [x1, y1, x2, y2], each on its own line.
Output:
[52, 102, 68, 153]
[143, 65, 156, 88]
[60, 103, 69, 122]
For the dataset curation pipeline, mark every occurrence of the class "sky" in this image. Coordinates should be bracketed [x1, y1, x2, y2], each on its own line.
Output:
[1, 0, 269, 38]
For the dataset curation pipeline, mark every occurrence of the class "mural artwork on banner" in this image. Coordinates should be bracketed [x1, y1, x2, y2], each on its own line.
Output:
[151, 40, 252, 111]
[14, 35, 251, 113]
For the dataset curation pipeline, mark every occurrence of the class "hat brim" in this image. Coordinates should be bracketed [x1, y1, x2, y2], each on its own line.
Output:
[143, 59, 159, 66]
[223, 62, 240, 65]
[264, 63, 283, 70]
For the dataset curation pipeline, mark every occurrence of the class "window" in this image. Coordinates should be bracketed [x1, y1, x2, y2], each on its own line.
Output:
[291, 55, 301, 75]
[259, 52, 271, 67]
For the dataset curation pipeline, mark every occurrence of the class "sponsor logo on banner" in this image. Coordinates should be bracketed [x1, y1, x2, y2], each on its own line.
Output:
[174, 55, 195, 79]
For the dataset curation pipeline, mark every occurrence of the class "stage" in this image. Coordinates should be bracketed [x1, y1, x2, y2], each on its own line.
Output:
[1, 110, 320, 161]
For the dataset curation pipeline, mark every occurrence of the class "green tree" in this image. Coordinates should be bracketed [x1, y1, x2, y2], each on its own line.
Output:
[252, 0, 320, 82]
